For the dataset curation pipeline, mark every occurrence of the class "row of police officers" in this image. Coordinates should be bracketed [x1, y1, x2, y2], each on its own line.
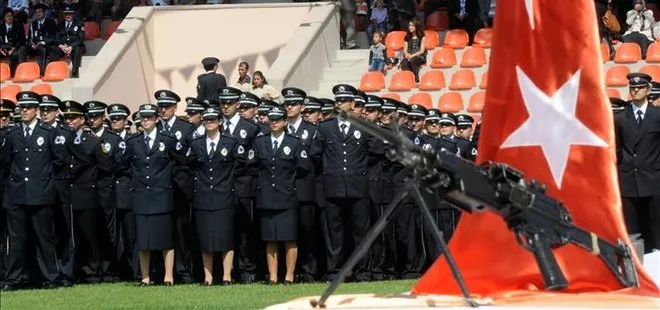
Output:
[0, 84, 479, 290]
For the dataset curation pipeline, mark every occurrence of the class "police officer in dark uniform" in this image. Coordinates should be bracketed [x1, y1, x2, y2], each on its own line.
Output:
[302, 96, 323, 125]
[185, 98, 206, 139]
[218, 86, 261, 283]
[50, 5, 84, 77]
[154, 89, 196, 283]
[611, 97, 628, 114]
[188, 106, 246, 286]
[455, 114, 478, 160]
[106, 103, 138, 280]
[0, 99, 15, 284]
[132, 112, 142, 132]
[254, 105, 311, 284]
[0, 99, 14, 128]
[437, 112, 472, 160]
[320, 98, 336, 121]
[615, 72, 660, 252]
[257, 99, 277, 135]
[2, 91, 65, 291]
[197, 57, 227, 101]
[310, 84, 379, 282]
[238, 92, 260, 124]
[281, 87, 319, 282]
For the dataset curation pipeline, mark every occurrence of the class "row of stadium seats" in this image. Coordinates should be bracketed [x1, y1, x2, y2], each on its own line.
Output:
[0, 61, 70, 83]
[606, 64, 660, 86]
[385, 28, 492, 54]
[17, 20, 122, 41]
[360, 69, 487, 92]
[1, 83, 54, 100]
[603, 42, 660, 64]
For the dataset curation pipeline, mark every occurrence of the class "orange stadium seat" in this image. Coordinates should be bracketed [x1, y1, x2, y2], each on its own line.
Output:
[102, 20, 122, 40]
[408, 92, 433, 109]
[605, 65, 631, 87]
[84, 21, 101, 40]
[645, 42, 660, 62]
[30, 83, 54, 95]
[460, 46, 487, 67]
[430, 47, 457, 68]
[606, 88, 620, 98]
[600, 42, 610, 63]
[1, 84, 21, 101]
[419, 70, 446, 90]
[479, 71, 488, 89]
[473, 28, 493, 48]
[385, 31, 406, 52]
[443, 29, 469, 49]
[359, 71, 386, 92]
[42, 61, 70, 82]
[614, 42, 641, 63]
[388, 71, 416, 91]
[13, 62, 40, 83]
[425, 30, 440, 50]
[449, 69, 476, 90]
[468, 91, 486, 113]
[640, 64, 660, 81]
[381, 92, 401, 101]
[438, 92, 464, 112]
[425, 10, 449, 31]
[0, 63, 10, 82]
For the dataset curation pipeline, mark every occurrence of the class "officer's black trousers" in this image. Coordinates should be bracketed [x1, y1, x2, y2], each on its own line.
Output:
[73, 209, 102, 281]
[235, 197, 259, 281]
[394, 196, 419, 278]
[0, 207, 6, 282]
[116, 209, 139, 281]
[17, 45, 48, 75]
[173, 205, 194, 282]
[99, 187, 118, 279]
[297, 201, 318, 281]
[421, 208, 460, 270]
[48, 45, 82, 74]
[368, 202, 397, 280]
[56, 203, 75, 280]
[622, 196, 660, 253]
[5, 204, 59, 285]
[322, 197, 370, 281]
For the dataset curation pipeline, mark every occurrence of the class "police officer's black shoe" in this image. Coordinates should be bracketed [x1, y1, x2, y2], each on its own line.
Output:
[1, 284, 18, 291]
[58, 279, 73, 288]
[240, 273, 256, 284]
[221, 280, 232, 286]
[41, 282, 59, 289]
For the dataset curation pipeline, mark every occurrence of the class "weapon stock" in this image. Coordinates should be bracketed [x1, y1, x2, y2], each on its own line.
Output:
[338, 111, 639, 291]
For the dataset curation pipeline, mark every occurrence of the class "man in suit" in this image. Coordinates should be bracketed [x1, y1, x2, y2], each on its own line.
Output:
[49, 6, 84, 78]
[448, 0, 479, 43]
[310, 84, 380, 282]
[615, 72, 660, 253]
[281, 87, 319, 282]
[17, 4, 55, 76]
[84, 100, 122, 282]
[197, 57, 227, 101]
[155, 89, 196, 283]
[1, 9, 26, 77]
[1, 91, 65, 291]
[218, 86, 261, 283]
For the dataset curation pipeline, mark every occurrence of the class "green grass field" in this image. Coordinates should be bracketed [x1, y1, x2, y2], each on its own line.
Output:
[0, 280, 416, 309]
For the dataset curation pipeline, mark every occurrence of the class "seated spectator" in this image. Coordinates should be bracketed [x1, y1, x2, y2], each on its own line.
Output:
[623, 0, 654, 59]
[5, 0, 28, 24]
[49, 5, 84, 78]
[111, 0, 143, 21]
[31, 1, 55, 20]
[596, 0, 620, 60]
[18, 3, 56, 77]
[234, 61, 252, 92]
[250, 71, 280, 101]
[57, 0, 84, 21]
[400, 18, 426, 83]
[449, 0, 479, 44]
[0, 8, 25, 77]
[368, 31, 386, 74]
[367, 0, 388, 46]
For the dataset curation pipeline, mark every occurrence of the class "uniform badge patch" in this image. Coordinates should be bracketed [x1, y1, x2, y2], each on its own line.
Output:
[472, 148, 478, 156]
[414, 137, 420, 145]
[176, 142, 183, 151]
[283, 146, 291, 155]
[221, 148, 228, 156]
[102, 142, 112, 153]
[240, 129, 247, 139]
[159, 142, 165, 152]
[422, 143, 431, 151]
[74, 136, 81, 144]
[119, 141, 126, 149]
[248, 149, 255, 160]
[37, 136, 44, 146]
[354, 130, 361, 139]
[175, 131, 182, 140]
[300, 150, 307, 158]
[302, 129, 308, 140]
[440, 147, 447, 152]
[55, 136, 66, 145]
[237, 145, 245, 154]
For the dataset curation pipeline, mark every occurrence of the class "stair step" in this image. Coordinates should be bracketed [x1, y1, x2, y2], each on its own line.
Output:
[316, 79, 360, 93]
[322, 67, 368, 80]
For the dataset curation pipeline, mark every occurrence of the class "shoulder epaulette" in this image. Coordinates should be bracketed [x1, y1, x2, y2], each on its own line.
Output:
[320, 117, 336, 124]
[160, 131, 176, 140]
[302, 119, 318, 127]
[37, 123, 53, 132]
[221, 133, 237, 141]
[285, 133, 301, 140]
[255, 134, 270, 142]
[240, 118, 259, 129]
[125, 132, 142, 141]
[6, 125, 21, 134]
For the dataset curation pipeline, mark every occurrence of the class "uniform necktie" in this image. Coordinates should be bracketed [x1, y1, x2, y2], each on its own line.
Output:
[209, 142, 216, 158]
[224, 121, 231, 135]
[24, 127, 31, 138]
[273, 140, 278, 152]
[163, 122, 170, 132]
[340, 123, 347, 137]
[288, 125, 295, 134]
[636, 110, 644, 127]
[66, 22, 71, 29]
[144, 136, 151, 150]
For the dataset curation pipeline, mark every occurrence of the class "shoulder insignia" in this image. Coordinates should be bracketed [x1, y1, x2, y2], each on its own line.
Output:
[320, 117, 336, 124]
[37, 123, 52, 132]
[285, 133, 300, 140]
[125, 132, 142, 141]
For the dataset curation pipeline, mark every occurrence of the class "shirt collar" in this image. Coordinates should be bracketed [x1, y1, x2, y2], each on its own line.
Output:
[144, 128, 157, 141]
[224, 113, 241, 126]
[196, 125, 205, 135]
[162, 116, 177, 129]
[23, 118, 38, 131]
[632, 102, 648, 116]
[120, 130, 127, 139]
[94, 127, 105, 137]
[287, 116, 303, 132]
[271, 132, 285, 146]
[206, 133, 220, 147]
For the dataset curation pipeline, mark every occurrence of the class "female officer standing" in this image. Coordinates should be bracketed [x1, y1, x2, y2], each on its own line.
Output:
[188, 106, 247, 286]
[254, 106, 311, 284]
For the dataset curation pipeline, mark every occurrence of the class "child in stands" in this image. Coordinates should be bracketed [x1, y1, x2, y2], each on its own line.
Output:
[368, 31, 386, 74]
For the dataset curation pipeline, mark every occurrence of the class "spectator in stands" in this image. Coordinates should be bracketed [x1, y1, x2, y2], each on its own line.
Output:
[596, 0, 620, 60]
[449, 0, 478, 44]
[368, 31, 386, 74]
[623, 0, 654, 59]
[367, 0, 388, 46]
[50, 5, 84, 78]
[234, 61, 252, 92]
[5, 0, 27, 24]
[19, 3, 56, 77]
[400, 17, 426, 83]
[111, 0, 141, 21]
[31, 1, 55, 19]
[477, 0, 491, 28]
[57, 0, 84, 21]
[86, 0, 114, 22]
[339, 0, 357, 49]
[1, 8, 25, 77]
[250, 71, 280, 101]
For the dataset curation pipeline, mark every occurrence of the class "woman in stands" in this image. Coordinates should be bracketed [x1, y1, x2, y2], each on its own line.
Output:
[250, 71, 281, 101]
[400, 17, 427, 83]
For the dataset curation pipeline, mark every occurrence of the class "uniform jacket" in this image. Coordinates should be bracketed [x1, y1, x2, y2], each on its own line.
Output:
[158, 116, 195, 202]
[49, 122, 73, 205]
[115, 131, 132, 210]
[196, 72, 227, 101]
[2, 122, 65, 206]
[1, 126, 9, 207]
[225, 116, 260, 198]
[95, 128, 121, 211]
[0, 22, 26, 49]
[368, 123, 389, 205]
[420, 134, 460, 209]
[68, 129, 109, 210]
[615, 104, 660, 197]
[121, 131, 186, 215]
[254, 133, 311, 210]
[27, 18, 57, 46]
[288, 119, 317, 202]
[55, 19, 84, 47]
[188, 133, 246, 211]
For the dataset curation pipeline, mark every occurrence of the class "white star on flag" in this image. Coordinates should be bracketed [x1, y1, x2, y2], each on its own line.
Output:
[499, 66, 608, 188]
[524, 0, 535, 30]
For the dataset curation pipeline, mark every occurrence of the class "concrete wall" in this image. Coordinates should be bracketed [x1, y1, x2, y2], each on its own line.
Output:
[71, 2, 340, 114]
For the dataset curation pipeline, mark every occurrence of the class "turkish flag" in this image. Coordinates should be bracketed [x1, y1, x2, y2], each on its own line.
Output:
[413, 0, 659, 297]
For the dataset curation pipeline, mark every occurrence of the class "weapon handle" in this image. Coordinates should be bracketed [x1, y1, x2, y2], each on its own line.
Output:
[528, 232, 568, 290]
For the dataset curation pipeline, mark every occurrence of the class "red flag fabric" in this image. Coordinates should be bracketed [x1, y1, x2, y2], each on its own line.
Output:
[413, 0, 659, 297]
